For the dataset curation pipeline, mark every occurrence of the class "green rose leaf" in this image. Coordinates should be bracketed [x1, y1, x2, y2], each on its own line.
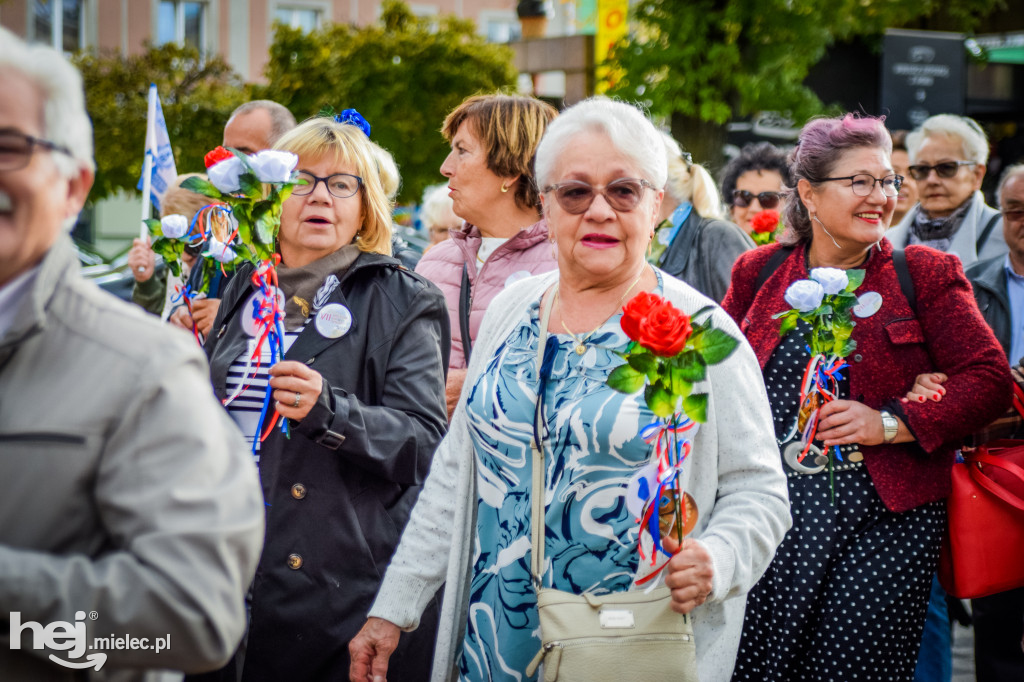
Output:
[144, 218, 162, 238]
[181, 176, 224, 200]
[845, 269, 866, 292]
[779, 311, 799, 336]
[671, 350, 706, 383]
[682, 393, 709, 423]
[239, 173, 263, 201]
[628, 353, 658, 375]
[696, 327, 740, 365]
[835, 337, 857, 357]
[645, 382, 677, 418]
[608, 363, 646, 394]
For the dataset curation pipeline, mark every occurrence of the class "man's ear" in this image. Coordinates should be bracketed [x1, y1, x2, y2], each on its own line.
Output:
[65, 166, 94, 219]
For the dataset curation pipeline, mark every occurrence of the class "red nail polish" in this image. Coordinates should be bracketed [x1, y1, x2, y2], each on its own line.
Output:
[933, 393, 940, 400]
[917, 395, 925, 402]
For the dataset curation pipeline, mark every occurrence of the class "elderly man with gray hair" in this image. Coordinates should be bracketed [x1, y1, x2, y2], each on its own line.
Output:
[0, 27, 264, 681]
[888, 113, 1006, 268]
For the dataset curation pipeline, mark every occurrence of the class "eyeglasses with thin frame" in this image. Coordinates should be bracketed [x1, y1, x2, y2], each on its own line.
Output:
[731, 189, 782, 209]
[292, 171, 363, 199]
[1002, 209, 1024, 224]
[812, 173, 903, 197]
[0, 130, 73, 171]
[907, 161, 976, 181]
[543, 178, 657, 214]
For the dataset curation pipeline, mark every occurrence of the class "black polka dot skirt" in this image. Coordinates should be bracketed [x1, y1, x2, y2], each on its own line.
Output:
[732, 327, 947, 681]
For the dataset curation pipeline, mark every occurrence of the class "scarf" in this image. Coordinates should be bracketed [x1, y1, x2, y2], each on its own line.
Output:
[277, 245, 360, 330]
[909, 195, 974, 253]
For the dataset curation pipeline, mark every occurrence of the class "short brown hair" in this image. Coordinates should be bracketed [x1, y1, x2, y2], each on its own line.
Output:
[442, 94, 557, 214]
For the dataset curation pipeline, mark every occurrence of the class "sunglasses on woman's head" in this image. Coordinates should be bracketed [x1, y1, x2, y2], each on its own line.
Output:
[907, 161, 976, 181]
[731, 189, 782, 209]
[544, 178, 657, 214]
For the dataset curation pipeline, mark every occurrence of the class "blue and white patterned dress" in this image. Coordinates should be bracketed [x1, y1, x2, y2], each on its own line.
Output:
[457, 282, 663, 682]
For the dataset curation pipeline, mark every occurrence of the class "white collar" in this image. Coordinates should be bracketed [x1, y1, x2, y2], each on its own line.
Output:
[0, 265, 41, 340]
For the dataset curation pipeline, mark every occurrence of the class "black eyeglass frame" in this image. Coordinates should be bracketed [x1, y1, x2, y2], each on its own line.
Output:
[291, 171, 364, 199]
[810, 173, 903, 197]
[731, 189, 783, 209]
[542, 177, 658, 215]
[906, 161, 977, 182]
[0, 130, 74, 171]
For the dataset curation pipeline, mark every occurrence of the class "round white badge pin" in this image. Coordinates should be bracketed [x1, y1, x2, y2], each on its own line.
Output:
[315, 303, 353, 339]
[853, 291, 883, 318]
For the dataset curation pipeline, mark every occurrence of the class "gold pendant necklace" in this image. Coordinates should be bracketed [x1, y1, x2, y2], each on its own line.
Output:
[555, 266, 647, 355]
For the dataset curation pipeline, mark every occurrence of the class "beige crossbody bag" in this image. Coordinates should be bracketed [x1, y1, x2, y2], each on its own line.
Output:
[524, 290, 698, 681]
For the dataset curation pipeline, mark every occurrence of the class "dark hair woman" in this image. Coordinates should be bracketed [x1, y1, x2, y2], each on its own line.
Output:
[722, 114, 1012, 681]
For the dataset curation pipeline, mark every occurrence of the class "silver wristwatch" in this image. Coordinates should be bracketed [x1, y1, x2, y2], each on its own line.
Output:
[880, 410, 899, 444]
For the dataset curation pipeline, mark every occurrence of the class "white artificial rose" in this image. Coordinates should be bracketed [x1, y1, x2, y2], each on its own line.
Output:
[205, 239, 237, 264]
[248, 150, 298, 184]
[810, 267, 849, 295]
[207, 156, 244, 194]
[784, 279, 825, 313]
[160, 214, 190, 239]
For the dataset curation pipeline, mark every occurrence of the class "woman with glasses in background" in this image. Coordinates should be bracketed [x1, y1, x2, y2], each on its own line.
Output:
[651, 132, 753, 302]
[350, 97, 790, 682]
[888, 114, 1007, 268]
[723, 114, 1011, 681]
[203, 115, 449, 681]
[720, 141, 792, 236]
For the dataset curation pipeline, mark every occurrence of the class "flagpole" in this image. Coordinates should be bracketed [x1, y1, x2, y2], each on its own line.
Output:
[139, 84, 157, 239]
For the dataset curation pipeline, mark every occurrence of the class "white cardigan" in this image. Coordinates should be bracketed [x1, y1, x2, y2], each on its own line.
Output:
[369, 269, 792, 682]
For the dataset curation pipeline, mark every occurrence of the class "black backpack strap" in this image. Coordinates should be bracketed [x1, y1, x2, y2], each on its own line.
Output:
[976, 212, 1001, 254]
[459, 262, 473, 362]
[754, 246, 795, 291]
[891, 248, 917, 316]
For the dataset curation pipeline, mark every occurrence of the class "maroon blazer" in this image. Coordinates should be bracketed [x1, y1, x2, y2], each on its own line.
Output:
[722, 239, 1012, 512]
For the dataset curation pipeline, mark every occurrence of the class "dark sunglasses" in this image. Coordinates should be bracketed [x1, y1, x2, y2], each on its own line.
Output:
[907, 161, 976, 181]
[544, 178, 656, 214]
[731, 189, 782, 209]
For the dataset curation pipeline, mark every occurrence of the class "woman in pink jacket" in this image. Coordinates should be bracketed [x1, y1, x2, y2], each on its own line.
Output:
[416, 94, 559, 416]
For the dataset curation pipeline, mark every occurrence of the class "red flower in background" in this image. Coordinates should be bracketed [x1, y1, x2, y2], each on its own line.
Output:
[751, 210, 781, 234]
[204, 146, 233, 168]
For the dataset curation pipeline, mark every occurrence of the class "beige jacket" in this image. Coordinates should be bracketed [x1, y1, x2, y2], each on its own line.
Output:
[0, 237, 265, 681]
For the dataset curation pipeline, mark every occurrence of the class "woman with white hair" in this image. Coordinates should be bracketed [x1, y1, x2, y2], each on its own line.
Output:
[420, 183, 462, 247]
[653, 132, 753, 302]
[888, 114, 1006, 267]
[349, 97, 790, 682]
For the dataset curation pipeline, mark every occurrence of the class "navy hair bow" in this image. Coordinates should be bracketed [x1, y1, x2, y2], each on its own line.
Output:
[335, 109, 371, 138]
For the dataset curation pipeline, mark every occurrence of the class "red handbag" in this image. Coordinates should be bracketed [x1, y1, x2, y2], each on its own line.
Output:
[938, 438, 1024, 598]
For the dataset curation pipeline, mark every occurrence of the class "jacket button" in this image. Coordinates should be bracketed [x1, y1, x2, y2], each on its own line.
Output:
[848, 450, 864, 463]
[287, 553, 303, 570]
[853, 354, 863, 362]
[291, 483, 307, 500]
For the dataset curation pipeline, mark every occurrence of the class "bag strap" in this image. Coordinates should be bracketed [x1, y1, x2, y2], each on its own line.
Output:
[754, 245, 794, 291]
[530, 288, 556, 585]
[977, 212, 1001, 253]
[966, 448, 1024, 512]
[891, 248, 917, 315]
[459, 262, 473, 362]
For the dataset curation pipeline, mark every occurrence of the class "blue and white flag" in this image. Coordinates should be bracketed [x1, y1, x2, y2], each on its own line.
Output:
[137, 83, 177, 214]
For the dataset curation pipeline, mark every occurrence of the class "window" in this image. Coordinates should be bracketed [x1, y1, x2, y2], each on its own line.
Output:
[157, 1, 207, 50]
[32, 0, 84, 52]
[275, 7, 322, 33]
[485, 19, 520, 43]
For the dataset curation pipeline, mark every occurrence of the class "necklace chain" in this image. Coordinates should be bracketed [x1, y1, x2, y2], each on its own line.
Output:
[555, 266, 647, 355]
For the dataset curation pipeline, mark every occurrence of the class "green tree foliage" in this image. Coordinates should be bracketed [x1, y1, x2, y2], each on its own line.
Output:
[609, 0, 1005, 167]
[73, 43, 247, 202]
[257, 0, 518, 203]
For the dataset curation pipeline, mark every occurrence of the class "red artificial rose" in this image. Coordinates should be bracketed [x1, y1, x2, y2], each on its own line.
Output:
[204, 146, 233, 169]
[750, 209, 780, 234]
[636, 300, 693, 357]
[621, 291, 662, 343]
